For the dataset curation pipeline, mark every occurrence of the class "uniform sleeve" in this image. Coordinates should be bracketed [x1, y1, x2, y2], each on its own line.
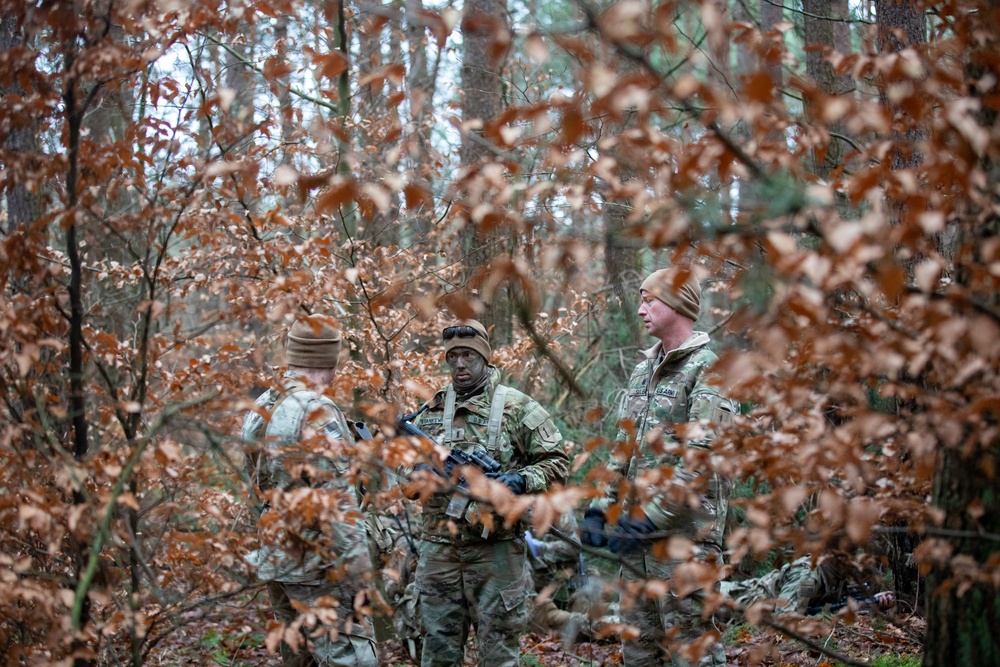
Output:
[643, 363, 735, 541]
[590, 365, 646, 513]
[687, 371, 738, 450]
[516, 400, 569, 493]
[310, 400, 356, 488]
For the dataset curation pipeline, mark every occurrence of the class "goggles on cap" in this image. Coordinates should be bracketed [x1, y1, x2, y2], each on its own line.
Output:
[442, 325, 488, 341]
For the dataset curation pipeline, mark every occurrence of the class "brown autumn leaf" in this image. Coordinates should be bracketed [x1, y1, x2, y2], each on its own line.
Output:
[312, 50, 349, 79]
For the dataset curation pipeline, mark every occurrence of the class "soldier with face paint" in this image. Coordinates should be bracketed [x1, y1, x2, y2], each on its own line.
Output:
[406, 320, 569, 667]
[581, 267, 738, 667]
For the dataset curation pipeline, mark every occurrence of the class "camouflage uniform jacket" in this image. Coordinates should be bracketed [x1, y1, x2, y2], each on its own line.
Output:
[413, 370, 568, 544]
[242, 372, 372, 586]
[610, 332, 737, 552]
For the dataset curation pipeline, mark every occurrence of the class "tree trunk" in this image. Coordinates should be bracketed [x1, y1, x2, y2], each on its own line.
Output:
[275, 15, 296, 170]
[760, 0, 783, 93]
[1, 15, 41, 236]
[355, 0, 400, 247]
[601, 106, 641, 349]
[404, 0, 439, 246]
[875, 0, 925, 172]
[874, 0, 927, 606]
[922, 439, 1000, 667]
[802, 0, 838, 176]
[458, 0, 511, 342]
[223, 28, 255, 156]
[922, 2, 1000, 665]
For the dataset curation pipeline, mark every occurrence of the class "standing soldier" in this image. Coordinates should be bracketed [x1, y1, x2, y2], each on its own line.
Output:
[581, 267, 738, 667]
[406, 319, 569, 667]
[243, 314, 378, 667]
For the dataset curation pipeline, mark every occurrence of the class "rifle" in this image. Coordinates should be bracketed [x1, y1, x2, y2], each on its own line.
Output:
[350, 413, 504, 485]
[396, 412, 502, 482]
[397, 411, 503, 534]
[348, 420, 374, 442]
[806, 583, 879, 615]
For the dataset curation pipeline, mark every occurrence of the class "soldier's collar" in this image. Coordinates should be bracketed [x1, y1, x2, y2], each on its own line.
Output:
[644, 332, 709, 364]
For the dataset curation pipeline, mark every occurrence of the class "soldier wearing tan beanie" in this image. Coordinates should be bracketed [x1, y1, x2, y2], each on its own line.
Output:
[582, 265, 737, 667]
[639, 266, 702, 322]
[285, 314, 343, 370]
[240, 313, 378, 667]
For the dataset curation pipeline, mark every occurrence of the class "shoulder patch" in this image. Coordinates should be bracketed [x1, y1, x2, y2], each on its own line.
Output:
[522, 402, 551, 430]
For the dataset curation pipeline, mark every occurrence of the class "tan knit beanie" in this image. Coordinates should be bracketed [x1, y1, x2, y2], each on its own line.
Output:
[443, 319, 491, 362]
[286, 315, 342, 369]
[640, 267, 702, 321]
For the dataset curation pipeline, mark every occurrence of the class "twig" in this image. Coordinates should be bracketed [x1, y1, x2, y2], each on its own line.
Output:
[71, 393, 217, 629]
[762, 617, 873, 667]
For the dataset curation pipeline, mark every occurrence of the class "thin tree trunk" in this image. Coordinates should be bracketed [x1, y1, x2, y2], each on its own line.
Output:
[922, 2, 1000, 664]
[459, 0, 511, 342]
[404, 0, 438, 245]
[1, 15, 41, 236]
[802, 0, 846, 177]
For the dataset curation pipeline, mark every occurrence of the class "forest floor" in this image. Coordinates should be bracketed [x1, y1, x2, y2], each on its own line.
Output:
[146, 601, 925, 666]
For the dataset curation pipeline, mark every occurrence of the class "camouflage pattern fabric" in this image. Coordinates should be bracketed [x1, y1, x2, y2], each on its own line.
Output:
[267, 581, 378, 667]
[621, 550, 726, 667]
[412, 371, 568, 543]
[409, 370, 568, 667]
[526, 513, 586, 633]
[605, 333, 737, 667]
[720, 554, 885, 619]
[719, 557, 811, 617]
[416, 538, 532, 667]
[242, 371, 377, 666]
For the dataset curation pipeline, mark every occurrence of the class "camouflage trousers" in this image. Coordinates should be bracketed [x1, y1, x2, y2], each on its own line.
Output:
[267, 581, 378, 667]
[620, 550, 725, 667]
[719, 556, 813, 616]
[416, 537, 532, 667]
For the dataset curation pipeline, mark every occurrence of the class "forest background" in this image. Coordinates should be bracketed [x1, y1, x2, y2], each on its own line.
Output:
[1, 0, 998, 665]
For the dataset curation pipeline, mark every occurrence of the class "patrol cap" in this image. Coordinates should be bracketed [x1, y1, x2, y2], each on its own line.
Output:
[442, 319, 491, 362]
[640, 266, 701, 321]
[286, 314, 342, 369]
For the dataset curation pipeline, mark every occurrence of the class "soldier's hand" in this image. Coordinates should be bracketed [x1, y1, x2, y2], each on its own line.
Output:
[580, 508, 608, 548]
[495, 472, 527, 494]
[412, 462, 436, 475]
[607, 515, 658, 554]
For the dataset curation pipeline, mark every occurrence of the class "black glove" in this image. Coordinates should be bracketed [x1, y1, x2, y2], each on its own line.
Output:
[607, 515, 658, 554]
[411, 462, 436, 475]
[579, 508, 608, 548]
[495, 472, 527, 494]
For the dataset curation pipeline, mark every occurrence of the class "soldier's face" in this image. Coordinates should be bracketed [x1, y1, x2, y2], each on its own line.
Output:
[446, 348, 488, 390]
[638, 291, 683, 341]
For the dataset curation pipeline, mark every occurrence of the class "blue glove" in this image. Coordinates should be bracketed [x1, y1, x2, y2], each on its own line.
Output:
[579, 508, 608, 548]
[607, 515, 658, 554]
[495, 472, 527, 494]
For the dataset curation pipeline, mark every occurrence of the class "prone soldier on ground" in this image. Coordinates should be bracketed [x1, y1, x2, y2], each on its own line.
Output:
[719, 552, 895, 621]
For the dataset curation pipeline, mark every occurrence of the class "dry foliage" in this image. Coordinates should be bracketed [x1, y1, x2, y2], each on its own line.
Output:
[1, 0, 998, 665]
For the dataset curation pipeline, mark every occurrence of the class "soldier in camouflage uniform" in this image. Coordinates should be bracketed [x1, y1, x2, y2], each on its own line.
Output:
[243, 315, 378, 667]
[720, 554, 895, 620]
[581, 267, 738, 667]
[406, 319, 569, 667]
[525, 512, 590, 638]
